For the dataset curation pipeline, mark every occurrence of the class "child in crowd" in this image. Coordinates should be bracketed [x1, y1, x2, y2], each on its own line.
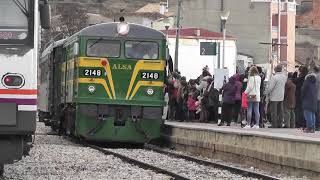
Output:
[195, 95, 203, 121]
[187, 87, 197, 121]
[241, 92, 248, 127]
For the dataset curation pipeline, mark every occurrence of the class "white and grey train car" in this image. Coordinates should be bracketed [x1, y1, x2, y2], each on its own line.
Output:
[38, 39, 65, 127]
[0, 0, 50, 175]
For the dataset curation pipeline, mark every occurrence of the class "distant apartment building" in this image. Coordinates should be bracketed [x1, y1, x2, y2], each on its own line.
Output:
[169, 0, 296, 73]
[296, 0, 320, 29]
[296, 0, 320, 66]
[105, 3, 174, 28]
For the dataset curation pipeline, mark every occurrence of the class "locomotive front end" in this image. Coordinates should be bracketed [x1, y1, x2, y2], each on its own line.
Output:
[56, 23, 168, 143]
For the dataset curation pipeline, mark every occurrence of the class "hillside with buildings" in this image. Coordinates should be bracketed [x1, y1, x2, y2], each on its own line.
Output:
[42, 0, 171, 48]
[50, 0, 162, 15]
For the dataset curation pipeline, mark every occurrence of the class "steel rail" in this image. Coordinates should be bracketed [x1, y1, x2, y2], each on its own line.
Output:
[144, 145, 280, 180]
[34, 133, 59, 136]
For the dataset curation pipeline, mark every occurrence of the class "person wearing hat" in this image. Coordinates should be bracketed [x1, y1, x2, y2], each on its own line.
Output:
[265, 64, 287, 128]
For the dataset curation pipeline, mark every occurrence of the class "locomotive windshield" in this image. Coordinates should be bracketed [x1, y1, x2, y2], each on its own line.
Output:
[0, 0, 30, 41]
[125, 41, 159, 60]
[87, 40, 120, 58]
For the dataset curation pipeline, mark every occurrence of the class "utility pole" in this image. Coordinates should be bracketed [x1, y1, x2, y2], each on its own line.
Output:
[259, 41, 287, 80]
[277, 0, 281, 65]
[174, 0, 182, 71]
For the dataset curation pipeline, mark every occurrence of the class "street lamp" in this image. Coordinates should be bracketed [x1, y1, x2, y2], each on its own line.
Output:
[174, 0, 182, 71]
[220, 11, 230, 69]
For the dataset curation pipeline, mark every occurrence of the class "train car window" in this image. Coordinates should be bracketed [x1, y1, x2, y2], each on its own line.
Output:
[86, 39, 120, 58]
[125, 41, 159, 60]
[0, 0, 29, 41]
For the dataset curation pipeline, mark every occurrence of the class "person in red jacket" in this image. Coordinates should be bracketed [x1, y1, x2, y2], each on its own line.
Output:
[187, 87, 197, 121]
[241, 92, 248, 127]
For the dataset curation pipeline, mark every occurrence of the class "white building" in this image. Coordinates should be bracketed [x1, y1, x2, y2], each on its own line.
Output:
[163, 28, 237, 80]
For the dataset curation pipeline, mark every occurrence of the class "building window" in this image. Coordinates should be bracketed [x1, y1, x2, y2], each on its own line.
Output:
[272, 14, 278, 26]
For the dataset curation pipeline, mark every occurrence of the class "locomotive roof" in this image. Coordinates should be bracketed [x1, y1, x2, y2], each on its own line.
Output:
[75, 22, 166, 39]
[41, 39, 66, 59]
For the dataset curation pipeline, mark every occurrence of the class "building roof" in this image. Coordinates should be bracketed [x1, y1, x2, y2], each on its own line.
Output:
[102, 3, 174, 21]
[136, 3, 174, 17]
[136, 3, 160, 13]
[161, 28, 236, 40]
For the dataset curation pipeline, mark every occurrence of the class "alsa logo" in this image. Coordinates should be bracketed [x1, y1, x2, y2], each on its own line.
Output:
[112, 64, 132, 70]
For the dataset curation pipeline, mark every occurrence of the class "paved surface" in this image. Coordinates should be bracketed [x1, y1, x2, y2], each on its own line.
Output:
[165, 121, 320, 144]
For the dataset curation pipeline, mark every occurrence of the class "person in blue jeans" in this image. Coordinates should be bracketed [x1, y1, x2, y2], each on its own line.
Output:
[244, 66, 261, 129]
[301, 73, 317, 133]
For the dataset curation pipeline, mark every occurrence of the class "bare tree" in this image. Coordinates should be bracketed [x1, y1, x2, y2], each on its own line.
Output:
[56, 3, 88, 36]
[41, 3, 88, 50]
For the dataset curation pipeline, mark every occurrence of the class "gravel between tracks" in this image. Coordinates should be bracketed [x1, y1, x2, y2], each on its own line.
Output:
[150, 146, 309, 180]
[1, 122, 171, 180]
[105, 148, 258, 180]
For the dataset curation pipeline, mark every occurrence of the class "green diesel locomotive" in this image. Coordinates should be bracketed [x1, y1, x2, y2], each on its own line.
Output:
[38, 22, 171, 143]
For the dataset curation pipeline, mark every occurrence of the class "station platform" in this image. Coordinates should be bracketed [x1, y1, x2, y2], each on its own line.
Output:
[161, 121, 320, 179]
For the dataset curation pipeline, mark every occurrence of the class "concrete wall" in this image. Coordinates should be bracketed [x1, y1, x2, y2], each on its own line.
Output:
[152, 17, 175, 30]
[169, 0, 271, 65]
[162, 123, 320, 178]
[121, 16, 153, 27]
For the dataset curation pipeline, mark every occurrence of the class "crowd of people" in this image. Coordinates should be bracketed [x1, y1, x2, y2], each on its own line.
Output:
[165, 64, 320, 133]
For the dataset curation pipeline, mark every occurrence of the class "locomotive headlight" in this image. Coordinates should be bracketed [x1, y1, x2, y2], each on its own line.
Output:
[146, 88, 154, 96]
[88, 85, 96, 94]
[117, 22, 130, 35]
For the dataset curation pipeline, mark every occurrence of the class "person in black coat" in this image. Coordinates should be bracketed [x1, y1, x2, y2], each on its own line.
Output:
[293, 66, 308, 128]
[220, 76, 237, 126]
[301, 74, 317, 133]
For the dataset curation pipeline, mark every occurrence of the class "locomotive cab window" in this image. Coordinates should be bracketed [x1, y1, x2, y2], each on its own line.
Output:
[125, 41, 159, 60]
[86, 39, 120, 58]
[0, 0, 33, 44]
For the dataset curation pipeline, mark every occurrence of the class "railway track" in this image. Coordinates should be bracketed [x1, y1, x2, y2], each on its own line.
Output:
[87, 144, 189, 180]
[34, 132, 187, 179]
[144, 145, 280, 180]
[86, 143, 280, 180]
[34, 130, 279, 179]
